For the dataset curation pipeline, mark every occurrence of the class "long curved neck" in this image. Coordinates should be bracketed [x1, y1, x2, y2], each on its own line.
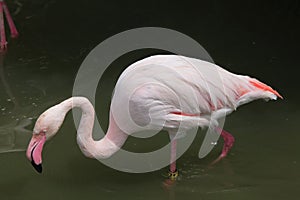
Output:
[59, 97, 128, 159]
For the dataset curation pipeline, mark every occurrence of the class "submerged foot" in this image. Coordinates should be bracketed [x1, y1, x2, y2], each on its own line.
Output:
[162, 169, 179, 180]
[168, 169, 179, 180]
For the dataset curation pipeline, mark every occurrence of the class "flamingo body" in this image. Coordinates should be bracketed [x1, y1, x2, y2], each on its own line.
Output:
[111, 55, 280, 134]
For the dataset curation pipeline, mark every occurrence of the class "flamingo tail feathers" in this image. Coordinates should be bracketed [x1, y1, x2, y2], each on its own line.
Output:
[249, 78, 283, 99]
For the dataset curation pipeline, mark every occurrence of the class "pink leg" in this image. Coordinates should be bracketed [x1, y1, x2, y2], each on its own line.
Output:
[170, 138, 177, 173]
[0, 1, 7, 50]
[168, 133, 178, 179]
[2, 1, 18, 38]
[211, 128, 235, 164]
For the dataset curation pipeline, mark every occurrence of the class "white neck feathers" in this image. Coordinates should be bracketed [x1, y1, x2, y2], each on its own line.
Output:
[57, 97, 126, 159]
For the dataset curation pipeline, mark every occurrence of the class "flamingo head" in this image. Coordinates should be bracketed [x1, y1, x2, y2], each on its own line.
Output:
[26, 105, 66, 173]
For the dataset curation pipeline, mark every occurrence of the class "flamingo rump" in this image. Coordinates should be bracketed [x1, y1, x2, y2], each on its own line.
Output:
[26, 55, 282, 178]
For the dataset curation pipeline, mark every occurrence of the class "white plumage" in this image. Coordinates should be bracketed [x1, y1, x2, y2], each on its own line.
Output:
[111, 55, 279, 134]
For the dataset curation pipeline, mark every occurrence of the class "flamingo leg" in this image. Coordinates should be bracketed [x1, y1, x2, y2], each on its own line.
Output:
[168, 132, 178, 179]
[0, 0, 18, 50]
[170, 138, 177, 172]
[2, 1, 18, 38]
[211, 128, 235, 164]
[0, 1, 7, 50]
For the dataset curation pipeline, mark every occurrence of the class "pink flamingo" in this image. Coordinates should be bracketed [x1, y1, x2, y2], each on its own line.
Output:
[26, 55, 282, 178]
[0, 0, 18, 50]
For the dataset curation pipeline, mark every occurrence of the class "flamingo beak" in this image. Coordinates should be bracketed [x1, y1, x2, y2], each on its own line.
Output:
[26, 132, 46, 173]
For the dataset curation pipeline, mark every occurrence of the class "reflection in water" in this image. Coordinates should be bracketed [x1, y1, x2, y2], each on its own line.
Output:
[162, 178, 176, 200]
[0, 53, 19, 109]
[0, 118, 31, 152]
[161, 159, 244, 199]
[0, 54, 32, 153]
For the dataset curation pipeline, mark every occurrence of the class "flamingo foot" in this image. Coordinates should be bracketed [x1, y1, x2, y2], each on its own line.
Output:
[211, 129, 235, 165]
[0, 0, 18, 51]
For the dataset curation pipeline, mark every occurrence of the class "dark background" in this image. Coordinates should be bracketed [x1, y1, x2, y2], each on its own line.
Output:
[6, 0, 300, 98]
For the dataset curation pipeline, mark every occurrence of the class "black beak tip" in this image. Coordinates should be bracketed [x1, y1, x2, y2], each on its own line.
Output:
[31, 160, 42, 173]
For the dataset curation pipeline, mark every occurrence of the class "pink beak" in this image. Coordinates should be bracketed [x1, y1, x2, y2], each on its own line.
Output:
[26, 133, 46, 173]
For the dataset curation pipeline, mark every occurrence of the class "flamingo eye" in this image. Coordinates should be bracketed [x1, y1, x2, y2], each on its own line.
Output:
[37, 129, 47, 135]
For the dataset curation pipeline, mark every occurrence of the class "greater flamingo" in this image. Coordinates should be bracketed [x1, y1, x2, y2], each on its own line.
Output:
[26, 55, 282, 178]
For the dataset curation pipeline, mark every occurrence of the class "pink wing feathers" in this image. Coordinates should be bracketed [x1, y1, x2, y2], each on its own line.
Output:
[249, 79, 283, 99]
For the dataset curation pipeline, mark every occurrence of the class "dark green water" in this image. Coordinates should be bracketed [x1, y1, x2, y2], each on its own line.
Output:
[0, 0, 299, 199]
